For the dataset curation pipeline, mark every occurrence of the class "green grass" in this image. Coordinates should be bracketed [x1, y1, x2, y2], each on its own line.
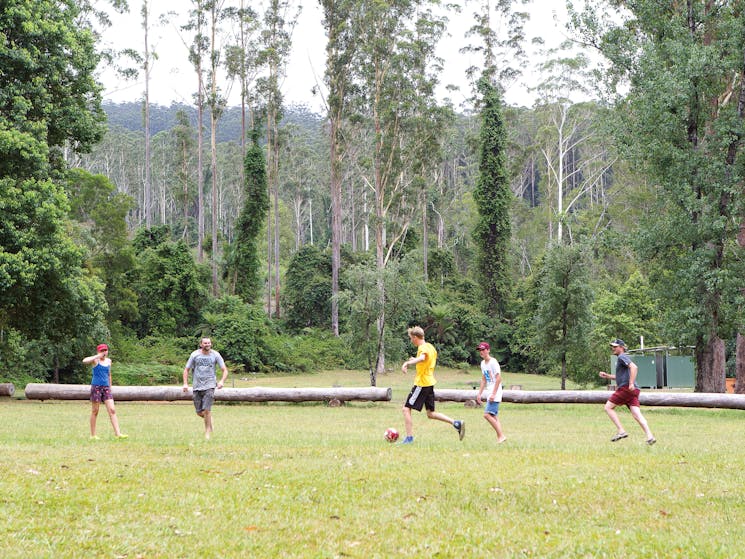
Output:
[1, 370, 744, 558]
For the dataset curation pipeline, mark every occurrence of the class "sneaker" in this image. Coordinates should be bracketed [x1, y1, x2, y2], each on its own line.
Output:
[454, 420, 465, 441]
[646, 437, 657, 446]
[89, 435, 100, 441]
[116, 434, 129, 439]
[399, 436, 414, 445]
[610, 432, 628, 442]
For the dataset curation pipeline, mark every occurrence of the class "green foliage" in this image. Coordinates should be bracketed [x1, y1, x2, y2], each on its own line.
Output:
[534, 244, 595, 385]
[260, 329, 348, 373]
[130, 229, 209, 337]
[0, 0, 105, 155]
[284, 244, 332, 331]
[473, 75, 512, 316]
[64, 168, 138, 326]
[339, 254, 428, 376]
[572, 0, 745, 388]
[0, 327, 35, 385]
[200, 296, 271, 372]
[592, 271, 662, 348]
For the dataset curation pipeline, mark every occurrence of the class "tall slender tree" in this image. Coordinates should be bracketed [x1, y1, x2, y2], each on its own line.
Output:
[473, 75, 511, 316]
[230, 128, 269, 302]
[320, 0, 360, 336]
[570, 0, 745, 391]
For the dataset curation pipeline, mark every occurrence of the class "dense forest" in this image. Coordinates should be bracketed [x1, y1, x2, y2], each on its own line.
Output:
[1, 0, 744, 393]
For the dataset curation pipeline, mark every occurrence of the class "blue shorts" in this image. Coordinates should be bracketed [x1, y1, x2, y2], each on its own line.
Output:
[484, 401, 501, 416]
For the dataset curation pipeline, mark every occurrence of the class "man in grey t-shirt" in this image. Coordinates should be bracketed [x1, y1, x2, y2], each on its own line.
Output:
[183, 338, 229, 439]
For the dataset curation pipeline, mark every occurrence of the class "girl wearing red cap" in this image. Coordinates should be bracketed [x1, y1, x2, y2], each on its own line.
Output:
[82, 344, 127, 440]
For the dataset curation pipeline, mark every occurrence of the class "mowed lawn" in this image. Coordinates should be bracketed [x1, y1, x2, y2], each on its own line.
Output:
[1, 368, 744, 558]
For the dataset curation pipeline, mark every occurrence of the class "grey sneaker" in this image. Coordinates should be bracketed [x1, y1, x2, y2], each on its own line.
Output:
[646, 437, 657, 446]
[610, 432, 628, 442]
[454, 420, 465, 441]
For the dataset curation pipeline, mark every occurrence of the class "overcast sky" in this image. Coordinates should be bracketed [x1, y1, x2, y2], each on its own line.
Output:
[98, 1, 572, 113]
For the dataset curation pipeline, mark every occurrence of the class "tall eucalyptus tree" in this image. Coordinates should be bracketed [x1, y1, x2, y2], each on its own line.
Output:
[182, 0, 209, 262]
[570, 0, 745, 391]
[258, 0, 299, 318]
[354, 0, 448, 379]
[320, 0, 360, 336]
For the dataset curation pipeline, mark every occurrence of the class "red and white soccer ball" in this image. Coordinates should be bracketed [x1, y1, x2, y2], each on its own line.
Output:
[384, 427, 399, 442]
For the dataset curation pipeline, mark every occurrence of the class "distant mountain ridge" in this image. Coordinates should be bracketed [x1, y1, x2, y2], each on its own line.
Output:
[102, 101, 324, 143]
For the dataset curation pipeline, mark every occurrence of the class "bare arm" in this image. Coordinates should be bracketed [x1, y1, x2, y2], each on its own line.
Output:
[401, 352, 426, 373]
[627, 362, 638, 387]
[217, 363, 228, 389]
[82, 353, 102, 365]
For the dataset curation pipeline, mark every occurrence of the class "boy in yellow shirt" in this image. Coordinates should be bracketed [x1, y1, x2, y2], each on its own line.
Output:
[400, 326, 465, 444]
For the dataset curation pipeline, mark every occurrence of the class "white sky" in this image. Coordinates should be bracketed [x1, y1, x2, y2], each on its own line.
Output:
[99, 1, 573, 113]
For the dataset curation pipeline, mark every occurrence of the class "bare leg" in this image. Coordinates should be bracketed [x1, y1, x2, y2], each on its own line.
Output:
[402, 406, 413, 437]
[604, 401, 626, 434]
[104, 399, 123, 436]
[484, 413, 506, 442]
[203, 410, 212, 439]
[90, 402, 100, 436]
[629, 406, 654, 439]
[426, 410, 455, 425]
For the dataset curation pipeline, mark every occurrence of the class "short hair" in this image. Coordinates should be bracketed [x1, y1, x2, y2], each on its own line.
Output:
[407, 326, 425, 339]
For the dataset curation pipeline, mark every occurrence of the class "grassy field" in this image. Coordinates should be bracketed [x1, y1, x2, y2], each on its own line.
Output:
[1, 368, 744, 558]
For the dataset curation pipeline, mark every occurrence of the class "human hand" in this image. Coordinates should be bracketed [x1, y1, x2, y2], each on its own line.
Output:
[217, 382, 223, 389]
[182, 384, 189, 393]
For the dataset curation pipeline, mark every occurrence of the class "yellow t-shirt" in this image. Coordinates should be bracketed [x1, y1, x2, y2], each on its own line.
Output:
[414, 342, 437, 387]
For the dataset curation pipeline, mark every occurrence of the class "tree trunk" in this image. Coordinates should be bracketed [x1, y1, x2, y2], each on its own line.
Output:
[24, 384, 391, 402]
[695, 334, 726, 392]
[143, 2, 152, 228]
[736, 333, 745, 394]
[432, 388, 745, 409]
[330, 117, 341, 336]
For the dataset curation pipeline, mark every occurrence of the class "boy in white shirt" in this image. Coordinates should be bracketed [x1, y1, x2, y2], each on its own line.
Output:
[476, 342, 506, 443]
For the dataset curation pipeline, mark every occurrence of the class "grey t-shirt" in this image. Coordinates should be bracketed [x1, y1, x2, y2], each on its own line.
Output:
[185, 349, 225, 390]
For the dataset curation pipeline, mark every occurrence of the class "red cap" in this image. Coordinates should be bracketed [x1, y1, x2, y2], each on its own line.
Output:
[97, 344, 109, 352]
[477, 342, 490, 351]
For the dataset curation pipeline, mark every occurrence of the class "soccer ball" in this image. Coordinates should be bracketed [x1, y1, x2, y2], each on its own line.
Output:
[384, 427, 399, 442]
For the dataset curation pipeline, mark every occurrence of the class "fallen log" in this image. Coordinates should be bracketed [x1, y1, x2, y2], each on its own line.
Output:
[23, 384, 392, 403]
[0, 383, 15, 397]
[434, 389, 745, 410]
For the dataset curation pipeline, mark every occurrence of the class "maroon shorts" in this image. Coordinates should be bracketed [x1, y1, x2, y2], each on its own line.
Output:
[608, 386, 640, 408]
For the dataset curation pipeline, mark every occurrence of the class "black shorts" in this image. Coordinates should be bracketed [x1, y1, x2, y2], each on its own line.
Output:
[404, 385, 435, 412]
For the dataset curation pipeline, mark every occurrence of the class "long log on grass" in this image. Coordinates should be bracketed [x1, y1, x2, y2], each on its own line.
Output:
[23, 384, 392, 402]
[435, 389, 745, 410]
[0, 383, 14, 397]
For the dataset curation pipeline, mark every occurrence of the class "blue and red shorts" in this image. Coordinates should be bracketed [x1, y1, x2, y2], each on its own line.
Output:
[90, 385, 113, 403]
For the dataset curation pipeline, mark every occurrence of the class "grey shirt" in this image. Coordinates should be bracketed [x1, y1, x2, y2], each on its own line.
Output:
[185, 349, 225, 390]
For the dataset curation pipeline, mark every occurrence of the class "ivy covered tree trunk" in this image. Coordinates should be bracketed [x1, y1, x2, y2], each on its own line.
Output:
[231, 130, 269, 303]
[473, 75, 511, 317]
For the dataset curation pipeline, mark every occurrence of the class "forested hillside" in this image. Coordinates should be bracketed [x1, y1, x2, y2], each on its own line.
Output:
[1, 0, 743, 393]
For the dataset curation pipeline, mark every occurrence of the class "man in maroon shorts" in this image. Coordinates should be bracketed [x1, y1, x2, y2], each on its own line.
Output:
[599, 339, 656, 445]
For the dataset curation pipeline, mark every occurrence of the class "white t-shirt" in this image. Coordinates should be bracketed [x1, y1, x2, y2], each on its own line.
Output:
[480, 358, 503, 402]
